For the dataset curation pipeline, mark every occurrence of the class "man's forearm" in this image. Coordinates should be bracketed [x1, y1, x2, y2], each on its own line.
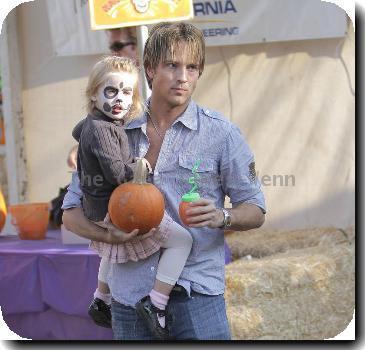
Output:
[62, 207, 109, 242]
[228, 202, 265, 231]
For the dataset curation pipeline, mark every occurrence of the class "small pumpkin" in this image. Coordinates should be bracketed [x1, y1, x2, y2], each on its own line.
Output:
[0, 189, 7, 232]
[108, 158, 165, 234]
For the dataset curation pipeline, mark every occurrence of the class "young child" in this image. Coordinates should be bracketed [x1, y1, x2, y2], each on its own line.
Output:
[73, 56, 192, 339]
[49, 145, 79, 228]
[66, 145, 78, 171]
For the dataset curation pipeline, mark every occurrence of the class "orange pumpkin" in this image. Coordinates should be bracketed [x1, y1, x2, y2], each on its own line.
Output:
[108, 158, 165, 234]
[8, 202, 49, 240]
[0, 189, 6, 232]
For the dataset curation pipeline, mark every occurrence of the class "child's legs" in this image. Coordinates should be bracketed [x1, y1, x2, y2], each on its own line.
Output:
[97, 257, 111, 294]
[153, 220, 192, 295]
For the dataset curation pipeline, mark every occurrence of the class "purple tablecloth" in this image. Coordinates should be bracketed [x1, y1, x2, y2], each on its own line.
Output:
[0, 229, 113, 340]
[0, 229, 232, 340]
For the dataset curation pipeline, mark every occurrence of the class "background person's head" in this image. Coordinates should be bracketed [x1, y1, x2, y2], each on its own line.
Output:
[67, 145, 78, 170]
[143, 22, 205, 89]
[85, 56, 142, 121]
[106, 27, 138, 62]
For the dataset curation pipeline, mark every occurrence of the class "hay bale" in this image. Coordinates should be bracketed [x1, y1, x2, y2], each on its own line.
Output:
[225, 241, 355, 340]
[225, 226, 353, 261]
[342, 225, 355, 242]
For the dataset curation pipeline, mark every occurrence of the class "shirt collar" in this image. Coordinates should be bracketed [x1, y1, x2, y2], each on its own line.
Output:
[173, 99, 198, 130]
[125, 99, 198, 131]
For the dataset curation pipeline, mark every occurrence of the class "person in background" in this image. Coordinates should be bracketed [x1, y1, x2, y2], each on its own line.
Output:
[106, 27, 138, 62]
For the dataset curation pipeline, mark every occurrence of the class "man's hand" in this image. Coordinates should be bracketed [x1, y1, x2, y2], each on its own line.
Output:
[184, 199, 265, 231]
[103, 214, 156, 244]
[184, 198, 223, 228]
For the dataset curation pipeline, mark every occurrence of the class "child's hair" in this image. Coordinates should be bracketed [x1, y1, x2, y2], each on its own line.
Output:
[85, 56, 142, 120]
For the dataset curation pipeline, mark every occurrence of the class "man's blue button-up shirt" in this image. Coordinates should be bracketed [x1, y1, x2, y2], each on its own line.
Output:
[62, 99, 266, 307]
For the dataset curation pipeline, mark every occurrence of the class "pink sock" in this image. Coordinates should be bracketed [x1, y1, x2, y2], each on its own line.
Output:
[149, 289, 169, 328]
[94, 289, 111, 305]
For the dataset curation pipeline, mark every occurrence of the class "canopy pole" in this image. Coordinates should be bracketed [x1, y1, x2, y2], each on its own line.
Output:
[136, 25, 151, 101]
[0, 10, 27, 204]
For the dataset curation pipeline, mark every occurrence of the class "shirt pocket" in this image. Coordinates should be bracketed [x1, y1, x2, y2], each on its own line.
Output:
[175, 154, 218, 200]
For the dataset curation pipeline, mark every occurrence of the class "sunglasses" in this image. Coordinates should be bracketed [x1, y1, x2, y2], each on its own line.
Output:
[109, 41, 136, 52]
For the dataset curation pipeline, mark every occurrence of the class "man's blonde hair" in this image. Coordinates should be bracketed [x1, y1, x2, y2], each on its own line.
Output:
[85, 56, 142, 120]
[143, 22, 205, 88]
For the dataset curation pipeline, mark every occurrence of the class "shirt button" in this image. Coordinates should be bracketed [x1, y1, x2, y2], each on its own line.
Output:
[151, 266, 155, 271]
[154, 171, 159, 176]
[205, 109, 210, 114]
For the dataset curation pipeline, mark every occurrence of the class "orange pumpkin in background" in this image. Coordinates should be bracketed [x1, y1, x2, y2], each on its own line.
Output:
[0, 189, 7, 232]
[8, 202, 49, 240]
[108, 158, 165, 235]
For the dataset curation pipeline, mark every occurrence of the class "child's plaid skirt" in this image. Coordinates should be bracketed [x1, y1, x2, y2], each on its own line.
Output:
[90, 212, 173, 263]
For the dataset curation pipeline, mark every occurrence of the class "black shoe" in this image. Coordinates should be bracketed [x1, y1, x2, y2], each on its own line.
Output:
[88, 297, 112, 328]
[135, 296, 169, 340]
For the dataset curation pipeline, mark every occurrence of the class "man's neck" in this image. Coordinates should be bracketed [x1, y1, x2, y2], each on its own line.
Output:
[149, 95, 190, 129]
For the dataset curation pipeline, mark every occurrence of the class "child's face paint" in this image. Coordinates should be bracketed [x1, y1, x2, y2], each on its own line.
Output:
[93, 72, 136, 120]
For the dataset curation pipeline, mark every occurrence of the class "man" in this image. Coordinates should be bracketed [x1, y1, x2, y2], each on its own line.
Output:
[63, 22, 265, 340]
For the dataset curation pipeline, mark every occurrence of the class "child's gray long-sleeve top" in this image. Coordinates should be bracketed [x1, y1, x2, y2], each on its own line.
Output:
[72, 108, 134, 222]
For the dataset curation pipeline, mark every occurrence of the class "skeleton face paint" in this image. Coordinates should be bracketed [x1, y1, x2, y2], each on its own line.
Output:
[93, 72, 136, 120]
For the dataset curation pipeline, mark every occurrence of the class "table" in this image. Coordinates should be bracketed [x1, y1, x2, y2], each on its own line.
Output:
[0, 229, 232, 340]
[0, 229, 113, 340]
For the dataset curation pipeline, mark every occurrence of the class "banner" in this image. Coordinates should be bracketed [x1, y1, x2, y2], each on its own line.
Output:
[46, 0, 348, 56]
[89, 0, 194, 30]
[191, 0, 347, 46]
